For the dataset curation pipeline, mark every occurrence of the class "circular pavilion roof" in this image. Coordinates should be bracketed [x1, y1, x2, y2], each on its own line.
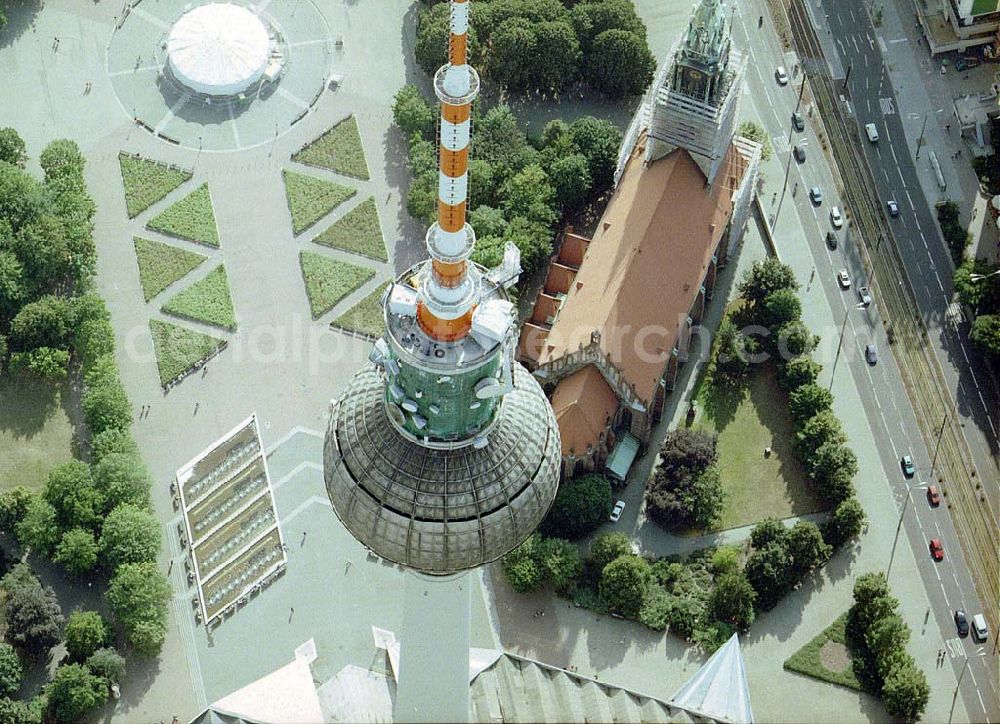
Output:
[324, 364, 561, 575]
[166, 3, 270, 96]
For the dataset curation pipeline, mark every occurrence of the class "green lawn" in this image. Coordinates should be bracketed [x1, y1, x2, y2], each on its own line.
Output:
[972, 0, 998, 16]
[133, 236, 207, 302]
[331, 282, 389, 339]
[149, 319, 226, 386]
[313, 197, 388, 262]
[292, 116, 370, 180]
[694, 363, 823, 530]
[282, 169, 356, 235]
[161, 265, 237, 331]
[299, 251, 375, 319]
[784, 613, 863, 691]
[146, 183, 220, 247]
[0, 375, 74, 491]
[118, 153, 192, 218]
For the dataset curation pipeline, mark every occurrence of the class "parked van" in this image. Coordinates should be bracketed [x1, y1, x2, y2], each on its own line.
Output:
[971, 613, 989, 643]
[865, 123, 879, 142]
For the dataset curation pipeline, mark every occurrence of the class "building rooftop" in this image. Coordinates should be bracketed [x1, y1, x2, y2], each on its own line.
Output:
[530, 136, 748, 409]
[550, 365, 619, 457]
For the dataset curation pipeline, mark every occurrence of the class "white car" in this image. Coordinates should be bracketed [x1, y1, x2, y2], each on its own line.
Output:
[609, 500, 626, 522]
[830, 206, 843, 228]
[887, 200, 899, 217]
[858, 285, 872, 306]
[775, 66, 789, 85]
[865, 123, 879, 142]
[837, 269, 851, 289]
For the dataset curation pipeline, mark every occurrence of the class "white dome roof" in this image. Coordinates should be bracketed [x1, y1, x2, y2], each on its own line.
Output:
[167, 3, 270, 96]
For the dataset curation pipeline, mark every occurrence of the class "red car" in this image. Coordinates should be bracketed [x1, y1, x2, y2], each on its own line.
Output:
[929, 538, 944, 561]
[927, 485, 940, 506]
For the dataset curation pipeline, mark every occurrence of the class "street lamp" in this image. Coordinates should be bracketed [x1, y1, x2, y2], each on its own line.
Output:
[969, 269, 1000, 282]
[829, 301, 868, 392]
[886, 482, 911, 579]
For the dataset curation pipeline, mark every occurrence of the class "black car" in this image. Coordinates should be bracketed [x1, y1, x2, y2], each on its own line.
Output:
[826, 231, 838, 249]
[955, 609, 970, 637]
[792, 111, 805, 131]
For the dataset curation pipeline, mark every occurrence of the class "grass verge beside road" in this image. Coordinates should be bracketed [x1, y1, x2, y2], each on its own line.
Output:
[784, 612, 862, 691]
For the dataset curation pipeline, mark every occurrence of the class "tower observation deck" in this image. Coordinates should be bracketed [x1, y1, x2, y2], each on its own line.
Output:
[322, 5, 560, 716]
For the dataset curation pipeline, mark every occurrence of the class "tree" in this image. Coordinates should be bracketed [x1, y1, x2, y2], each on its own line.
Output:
[744, 540, 792, 610]
[657, 428, 718, 478]
[710, 546, 741, 576]
[749, 517, 787, 550]
[759, 288, 802, 334]
[86, 647, 126, 687]
[8, 295, 75, 352]
[501, 534, 544, 593]
[45, 663, 107, 723]
[475, 105, 527, 170]
[405, 170, 437, 225]
[14, 496, 60, 555]
[0, 486, 32, 532]
[739, 258, 797, 309]
[568, 115, 622, 193]
[39, 140, 85, 183]
[468, 159, 495, 209]
[54, 529, 99, 575]
[881, 661, 929, 722]
[539, 537, 583, 593]
[501, 164, 556, 226]
[692, 619, 735, 653]
[570, 0, 647, 51]
[824, 497, 866, 547]
[0, 697, 44, 724]
[776, 320, 817, 359]
[43, 461, 103, 533]
[8, 348, 70, 379]
[639, 586, 672, 631]
[99, 504, 161, 571]
[91, 453, 152, 511]
[738, 120, 772, 161]
[809, 442, 858, 504]
[711, 314, 752, 383]
[0, 642, 23, 697]
[0, 128, 27, 168]
[81, 377, 132, 437]
[90, 428, 139, 462]
[107, 562, 171, 657]
[796, 410, 846, 459]
[489, 19, 540, 91]
[680, 466, 726, 530]
[587, 28, 655, 97]
[0, 249, 24, 319]
[4, 582, 64, 657]
[788, 383, 833, 424]
[549, 153, 592, 209]
[500, 215, 553, 274]
[392, 85, 435, 141]
[64, 611, 109, 662]
[780, 355, 821, 390]
[599, 554, 651, 618]
[785, 521, 831, 576]
[865, 614, 909, 671]
[541, 474, 612, 539]
[589, 532, 632, 571]
[0, 161, 46, 233]
[708, 572, 756, 631]
[970, 314, 1000, 360]
[954, 258, 1000, 313]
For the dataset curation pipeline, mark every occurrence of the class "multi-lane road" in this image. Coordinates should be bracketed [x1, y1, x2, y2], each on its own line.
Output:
[732, 1, 999, 719]
[820, 0, 1000, 518]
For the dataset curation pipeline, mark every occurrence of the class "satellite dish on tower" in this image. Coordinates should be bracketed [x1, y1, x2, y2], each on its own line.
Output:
[474, 377, 504, 399]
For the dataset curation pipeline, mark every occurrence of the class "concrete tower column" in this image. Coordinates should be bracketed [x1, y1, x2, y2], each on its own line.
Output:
[394, 570, 471, 722]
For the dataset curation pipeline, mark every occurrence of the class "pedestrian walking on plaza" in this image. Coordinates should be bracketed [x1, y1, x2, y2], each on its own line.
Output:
[301, 530, 307, 547]
[52, 37, 59, 50]
[194, 401, 200, 415]
[84, 81, 92, 94]
[167, 560, 173, 576]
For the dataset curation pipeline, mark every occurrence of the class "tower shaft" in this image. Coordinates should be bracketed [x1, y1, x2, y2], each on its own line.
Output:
[419, 0, 480, 342]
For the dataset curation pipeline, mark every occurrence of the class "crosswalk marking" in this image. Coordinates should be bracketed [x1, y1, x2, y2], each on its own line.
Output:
[880, 97, 896, 116]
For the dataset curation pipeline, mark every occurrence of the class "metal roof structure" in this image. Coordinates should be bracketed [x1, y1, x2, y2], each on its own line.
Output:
[671, 634, 754, 723]
[324, 363, 560, 574]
